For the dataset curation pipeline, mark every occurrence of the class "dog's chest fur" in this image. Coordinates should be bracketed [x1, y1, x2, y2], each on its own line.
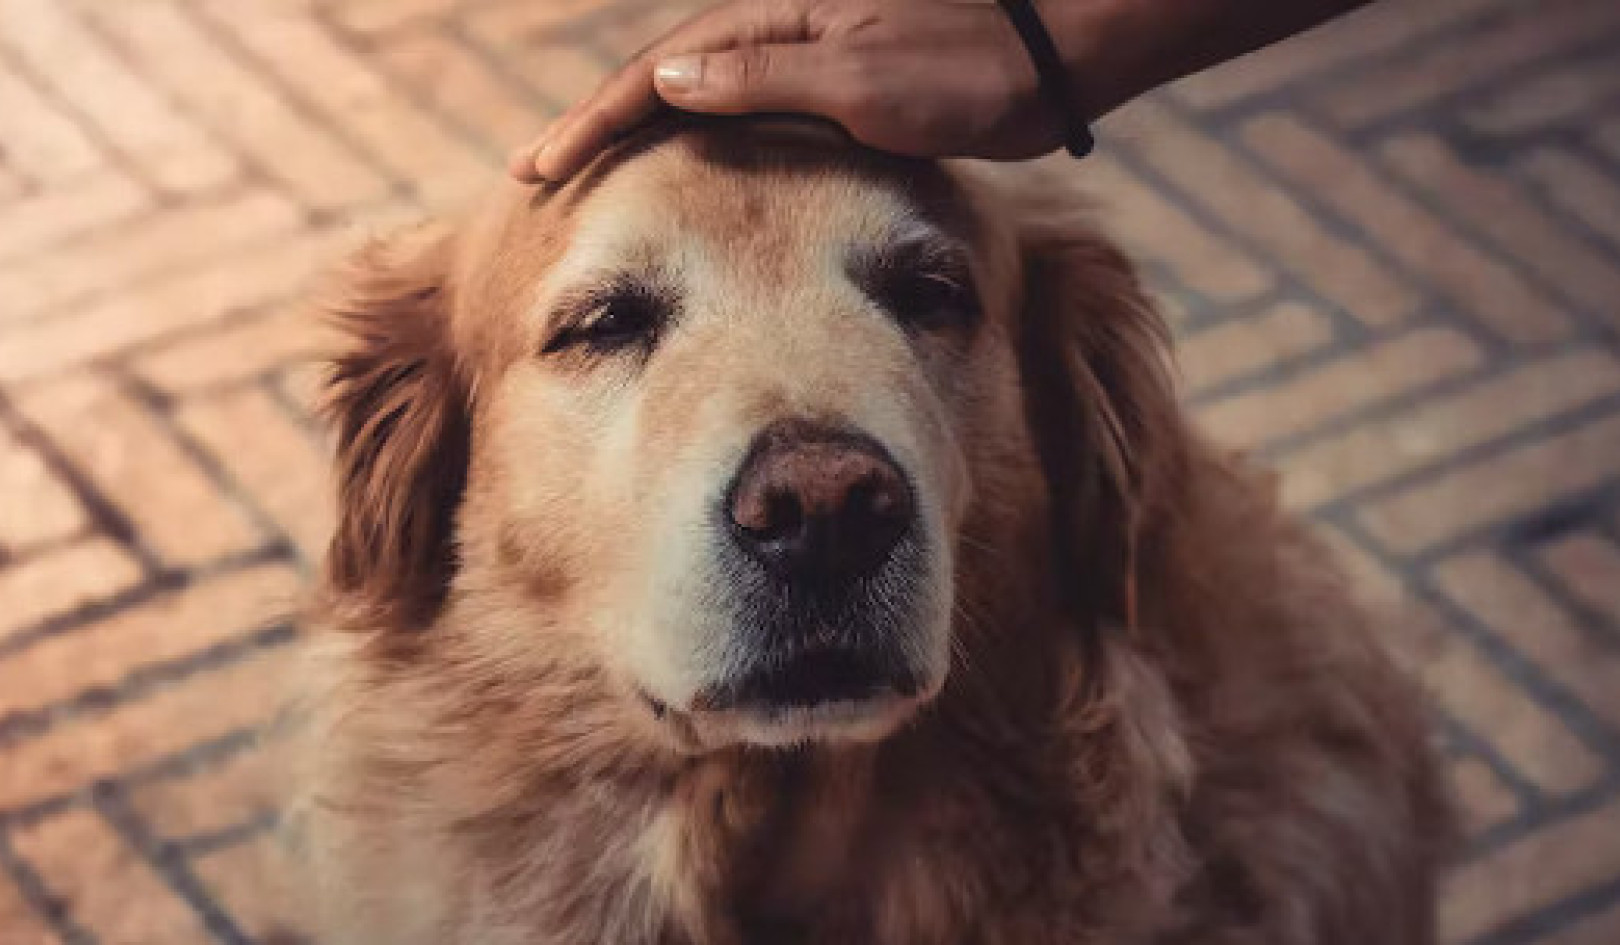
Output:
[298, 654, 1165, 945]
[394, 649, 1188, 945]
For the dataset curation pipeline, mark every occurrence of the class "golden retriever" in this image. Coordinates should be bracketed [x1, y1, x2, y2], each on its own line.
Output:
[291, 117, 1451, 945]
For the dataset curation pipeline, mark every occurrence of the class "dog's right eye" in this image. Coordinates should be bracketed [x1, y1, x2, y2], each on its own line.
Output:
[542, 287, 668, 356]
[850, 239, 980, 335]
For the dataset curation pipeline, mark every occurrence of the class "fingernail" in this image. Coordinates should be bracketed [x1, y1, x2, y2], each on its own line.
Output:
[655, 55, 703, 91]
[507, 148, 540, 181]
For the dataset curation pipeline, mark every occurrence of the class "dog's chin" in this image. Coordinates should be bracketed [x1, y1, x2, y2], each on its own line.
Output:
[632, 567, 952, 749]
[688, 686, 935, 748]
[646, 642, 946, 750]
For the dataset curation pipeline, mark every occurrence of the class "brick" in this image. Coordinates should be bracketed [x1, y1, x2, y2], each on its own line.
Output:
[1449, 756, 1519, 836]
[129, 301, 337, 394]
[1434, 550, 1620, 728]
[1195, 326, 1484, 450]
[376, 28, 552, 151]
[1176, 302, 1335, 394]
[193, 833, 304, 943]
[1080, 154, 1274, 304]
[198, 0, 490, 210]
[1275, 533, 1600, 795]
[11, 809, 210, 944]
[1443, 798, 1620, 943]
[274, 361, 327, 422]
[1539, 533, 1620, 625]
[1104, 101, 1421, 326]
[328, 196, 435, 236]
[591, 0, 711, 59]
[0, 69, 103, 183]
[1309, 526, 1451, 675]
[1314, 0, 1620, 130]
[0, 643, 295, 810]
[86, 0, 390, 212]
[0, 428, 87, 548]
[0, 562, 299, 716]
[1168, 0, 1503, 109]
[0, 0, 235, 194]
[330, 0, 464, 34]
[466, 0, 614, 48]
[130, 737, 282, 842]
[1415, 609, 1602, 796]
[1516, 148, 1620, 251]
[0, 873, 53, 944]
[1152, 291, 1194, 328]
[1314, 523, 1404, 603]
[2, 7, 1618, 942]
[177, 389, 335, 562]
[1380, 135, 1620, 320]
[0, 173, 148, 262]
[1280, 349, 1620, 509]
[0, 189, 302, 324]
[16, 376, 262, 566]
[1463, 54, 1620, 136]
[0, 539, 143, 638]
[1304, 541, 1602, 797]
[0, 163, 24, 201]
[513, 42, 613, 113]
[1545, 899, 1620, 945]
[1242, 114, 1569, 342]
[0, 228, 353, 383]
[1598, 115, 1620, 164]
[1355, 410, 1620, 553]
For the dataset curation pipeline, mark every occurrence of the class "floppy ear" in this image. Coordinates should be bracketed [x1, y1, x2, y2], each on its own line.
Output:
[319, 230, 470, 628]
[1017, 219, 1188, 639]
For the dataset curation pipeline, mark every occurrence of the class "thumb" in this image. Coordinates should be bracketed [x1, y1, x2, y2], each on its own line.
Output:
[653, 45, 837, 115]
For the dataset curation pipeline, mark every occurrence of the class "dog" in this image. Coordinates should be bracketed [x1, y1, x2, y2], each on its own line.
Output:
[290, 117, 1452, 945]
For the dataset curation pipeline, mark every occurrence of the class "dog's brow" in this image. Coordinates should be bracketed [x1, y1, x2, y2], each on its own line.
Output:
[852, 226, 972, 281]
[551, 267, 679, 314]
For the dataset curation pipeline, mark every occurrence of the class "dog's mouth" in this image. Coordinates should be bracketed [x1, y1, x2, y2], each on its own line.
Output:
[642, 528, 949, 747]
[649, 639, 934, 748]
[697, 646, 920, 712]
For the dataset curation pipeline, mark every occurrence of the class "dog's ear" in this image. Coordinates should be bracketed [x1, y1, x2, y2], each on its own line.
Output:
[319, 230, 470, 628]
[1016, 217, 1187, 638]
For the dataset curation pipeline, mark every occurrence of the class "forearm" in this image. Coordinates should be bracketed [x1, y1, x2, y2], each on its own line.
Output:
[1043, 0, 1376, 117]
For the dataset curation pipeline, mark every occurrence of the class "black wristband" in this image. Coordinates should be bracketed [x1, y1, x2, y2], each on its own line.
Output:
[996, 0, 1096, 159]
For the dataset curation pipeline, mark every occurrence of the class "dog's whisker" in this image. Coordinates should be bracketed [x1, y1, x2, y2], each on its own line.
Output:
[956, 532, 1007, 561]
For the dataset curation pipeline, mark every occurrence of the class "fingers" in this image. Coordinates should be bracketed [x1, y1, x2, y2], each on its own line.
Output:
[651, 44, 848, 117]
[512, 61, 661, 182]
[510, 0, 820, 182]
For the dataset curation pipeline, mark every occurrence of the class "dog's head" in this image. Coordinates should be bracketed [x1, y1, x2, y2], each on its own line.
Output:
[319, 119, 1180, 750]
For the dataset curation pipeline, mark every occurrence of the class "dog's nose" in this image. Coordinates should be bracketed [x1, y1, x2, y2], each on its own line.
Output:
[727, 421, 914, 579]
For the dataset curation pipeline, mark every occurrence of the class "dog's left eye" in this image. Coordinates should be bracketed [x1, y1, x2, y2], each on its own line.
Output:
[885, 271, 977, 330]
[873, 269, 979, 332]
[543, 289, 667, 355]
[852, 240, 980, 333]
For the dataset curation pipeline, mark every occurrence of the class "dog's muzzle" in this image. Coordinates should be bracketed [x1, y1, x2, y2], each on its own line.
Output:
[701, 419, 929, 712]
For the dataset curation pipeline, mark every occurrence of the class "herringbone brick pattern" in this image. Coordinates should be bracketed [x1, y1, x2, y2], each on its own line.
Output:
[1, 1, 1618, 942]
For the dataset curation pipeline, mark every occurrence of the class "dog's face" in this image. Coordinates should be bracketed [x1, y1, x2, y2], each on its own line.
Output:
[322, 121, 1172, 750]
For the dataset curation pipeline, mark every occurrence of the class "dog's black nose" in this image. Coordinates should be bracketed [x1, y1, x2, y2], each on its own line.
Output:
[727, 421, 914, 580]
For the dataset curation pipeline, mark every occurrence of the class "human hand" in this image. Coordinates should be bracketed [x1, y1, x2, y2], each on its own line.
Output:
[509, 0, 1075, 182]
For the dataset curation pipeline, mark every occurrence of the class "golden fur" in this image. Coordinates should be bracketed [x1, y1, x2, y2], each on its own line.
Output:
[291, 119, 1452, 944]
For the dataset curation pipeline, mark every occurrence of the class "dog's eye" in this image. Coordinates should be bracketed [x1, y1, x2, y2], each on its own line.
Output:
[852, 240, 980, 333]
[543, 289, 667, 355]
[875, 269, 979, 332]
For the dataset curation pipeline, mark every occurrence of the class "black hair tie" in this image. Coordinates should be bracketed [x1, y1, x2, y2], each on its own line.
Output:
[996, 0, 1096, 159]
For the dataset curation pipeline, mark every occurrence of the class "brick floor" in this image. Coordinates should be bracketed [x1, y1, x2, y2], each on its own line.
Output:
[2, 1, 1619, 943]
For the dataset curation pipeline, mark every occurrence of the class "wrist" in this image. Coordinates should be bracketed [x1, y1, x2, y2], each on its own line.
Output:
[1036, 0, 1181, 120]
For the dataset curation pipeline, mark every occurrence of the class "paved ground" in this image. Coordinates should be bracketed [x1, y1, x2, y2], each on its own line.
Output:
[2, 0, 1620, 942]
